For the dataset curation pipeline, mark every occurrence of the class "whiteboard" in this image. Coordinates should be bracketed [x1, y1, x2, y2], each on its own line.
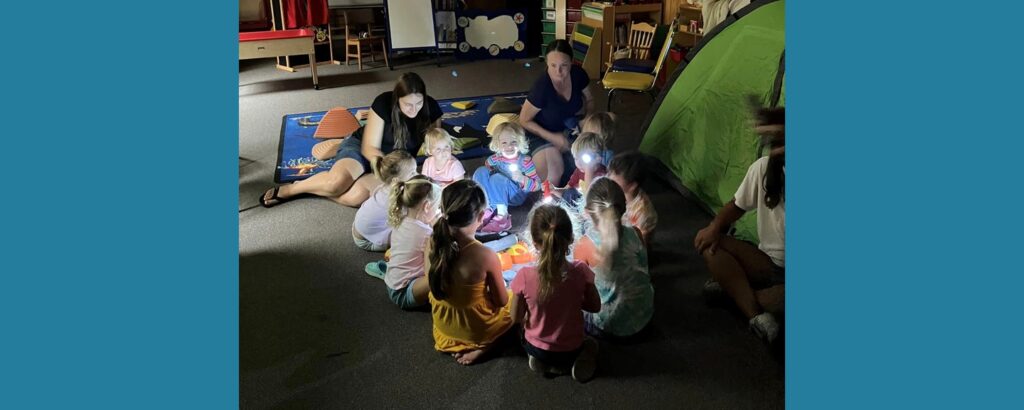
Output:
[385, 0, 437, 50]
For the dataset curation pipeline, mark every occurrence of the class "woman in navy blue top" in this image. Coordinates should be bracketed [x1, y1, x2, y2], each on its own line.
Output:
[519, 40, 594, 184]
[260, 72, 442, 208]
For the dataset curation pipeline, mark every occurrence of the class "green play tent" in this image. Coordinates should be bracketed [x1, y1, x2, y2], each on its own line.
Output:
[639, 0, 784, 243]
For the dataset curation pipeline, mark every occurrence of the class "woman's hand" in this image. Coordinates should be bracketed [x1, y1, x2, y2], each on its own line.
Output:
[694, 224, 723, 256]
[550, 132, 571, 152]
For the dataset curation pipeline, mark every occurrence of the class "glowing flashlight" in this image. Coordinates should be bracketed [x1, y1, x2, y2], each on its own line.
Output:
[508, 164, 519, 173]
[582, 153, 593, 164]
[543, 196, 554, 204]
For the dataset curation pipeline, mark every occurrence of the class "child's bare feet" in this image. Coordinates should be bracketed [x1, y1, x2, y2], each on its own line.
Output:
[453, 349, 486, 365]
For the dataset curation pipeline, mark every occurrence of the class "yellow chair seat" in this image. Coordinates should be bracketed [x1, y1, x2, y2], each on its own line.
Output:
[602, 71, 655, 91]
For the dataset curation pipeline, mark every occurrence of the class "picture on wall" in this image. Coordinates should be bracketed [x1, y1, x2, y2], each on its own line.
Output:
[455, 9, 527, 59]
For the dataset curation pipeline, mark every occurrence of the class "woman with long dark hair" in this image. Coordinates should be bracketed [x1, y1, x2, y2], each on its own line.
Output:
[693, 105, 785, 345]
[260, 72, 442, 208]
[519, 40, 594, 185]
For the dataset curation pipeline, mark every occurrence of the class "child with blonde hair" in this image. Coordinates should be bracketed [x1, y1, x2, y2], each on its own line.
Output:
[607, 151, 658, 247]
[580, 112, 616, 164]
[427, 180, 513, 365]
[573, 177, 654, 339]
[472, 121, 541, 233]
[510, 204, 601, 382]
[421, 128, 465, 187]
[352, 151, 418, 251]
[554, 132, 607, 204]
[367, 175, 441, 309]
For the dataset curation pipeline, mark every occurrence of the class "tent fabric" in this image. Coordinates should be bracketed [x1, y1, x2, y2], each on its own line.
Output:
[638, 0, 784, 243]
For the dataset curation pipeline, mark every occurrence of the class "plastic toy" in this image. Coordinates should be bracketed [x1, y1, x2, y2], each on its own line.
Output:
[497, 241, 534, 271]
[451, 101, 477, 110]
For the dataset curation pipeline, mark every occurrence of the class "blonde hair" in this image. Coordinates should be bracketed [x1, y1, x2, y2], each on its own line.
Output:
[529, 204, 574, 303]
[488, 121, 529, 154]
[570, 132, 607, 161]
[585, 177, 627, 239]
[371, 150, 415, 185]
[387, 176, 440, 227]
[581, 112, 616, 142]
[423, 128, 455, 155]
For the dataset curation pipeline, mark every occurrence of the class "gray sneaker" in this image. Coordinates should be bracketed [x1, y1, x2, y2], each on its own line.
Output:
[528, 355, 548, 375]
[749, 312, 780, 344]
[703, 278, 726, 305]
[572, 338, 599, 383]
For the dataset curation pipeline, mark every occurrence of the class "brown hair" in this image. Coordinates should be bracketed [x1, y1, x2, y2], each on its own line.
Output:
[390, 72, 431, 151]
[427, 179, 488, 300]
[584, 177, 627, 238]
[371, 150, 415, 185]
[388, 176, 440, 227]
[529, 204, 574, 303]
[607, 150, 647, 186]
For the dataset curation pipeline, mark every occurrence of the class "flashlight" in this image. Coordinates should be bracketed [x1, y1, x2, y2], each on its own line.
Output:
[508, 163, 519, 173]
[543, 196, 553, 204]
[582, 153, 593, 164]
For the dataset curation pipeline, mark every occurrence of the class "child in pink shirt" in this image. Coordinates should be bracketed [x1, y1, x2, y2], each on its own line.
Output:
[420, 128, 465, 187]
[510, 204, 601, 383]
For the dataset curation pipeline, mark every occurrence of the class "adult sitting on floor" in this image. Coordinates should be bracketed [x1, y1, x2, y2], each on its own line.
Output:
[694, 104, 785, 345]
[519, 40, 594, 185]
[260, 72, 443, 208]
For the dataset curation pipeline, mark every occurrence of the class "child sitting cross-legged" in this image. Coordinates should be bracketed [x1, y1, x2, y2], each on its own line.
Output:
[420, 128, 466, 187]
[427, 179, 514, 365]
[606, 151, 658, 248]
[510, 204, 602, 382]
[573, 177, 654, 339]
[372, 176, 441, 310]
[472, 121, 541, 233]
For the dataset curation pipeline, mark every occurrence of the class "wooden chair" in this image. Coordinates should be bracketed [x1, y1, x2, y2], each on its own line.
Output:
[601, 20, 678, 111]
[606, 21, 657, 73]
[341, 11, 389, 71]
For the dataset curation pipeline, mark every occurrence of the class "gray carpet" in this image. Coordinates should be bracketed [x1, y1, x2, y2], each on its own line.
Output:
[239, 55, 783, 409]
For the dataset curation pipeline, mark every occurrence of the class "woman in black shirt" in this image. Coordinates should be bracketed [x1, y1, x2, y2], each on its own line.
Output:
[260, 72, 443, 207]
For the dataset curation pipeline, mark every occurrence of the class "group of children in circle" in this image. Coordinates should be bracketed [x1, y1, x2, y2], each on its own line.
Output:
[350, 111, 658, 382]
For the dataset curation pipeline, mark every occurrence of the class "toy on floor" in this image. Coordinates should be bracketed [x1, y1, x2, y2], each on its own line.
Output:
[313, 107, 361, 139]
[451, 100, 477, 110]
[497, 241, 535, 271]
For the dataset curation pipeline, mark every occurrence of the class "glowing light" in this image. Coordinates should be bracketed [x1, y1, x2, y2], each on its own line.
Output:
[582, 153, 593, 164]
[508, 164, 519, 173]
[543, 196, 553, 204]
[451, 70, 458, 77]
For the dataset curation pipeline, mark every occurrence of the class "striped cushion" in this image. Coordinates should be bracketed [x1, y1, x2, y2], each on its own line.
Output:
[313, 107, 361, 139]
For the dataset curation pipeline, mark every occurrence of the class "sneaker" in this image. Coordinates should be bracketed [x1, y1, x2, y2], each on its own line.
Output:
[702, 279, 726, 305]
[478, 207, 496, 229]
[528, 355, 548, 375]
[571, 337, 599, 383]
[749, 312, 780, 345]
[479, 213, 511, 233]
[364, 260, 387, 280]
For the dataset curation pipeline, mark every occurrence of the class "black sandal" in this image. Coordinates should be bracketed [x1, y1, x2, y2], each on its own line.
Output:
[259, 186, 290, 208]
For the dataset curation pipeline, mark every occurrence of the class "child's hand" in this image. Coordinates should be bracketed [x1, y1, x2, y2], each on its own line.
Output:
[694, 225, 722, 255]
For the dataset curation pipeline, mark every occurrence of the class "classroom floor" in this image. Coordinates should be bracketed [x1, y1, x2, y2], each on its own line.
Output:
[239, 55, 784, 409]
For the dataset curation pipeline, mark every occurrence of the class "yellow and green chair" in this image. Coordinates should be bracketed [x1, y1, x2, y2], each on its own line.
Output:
[601, 20, 678, 112]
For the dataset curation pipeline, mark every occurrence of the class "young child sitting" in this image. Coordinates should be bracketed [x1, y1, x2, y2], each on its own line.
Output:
[510, 204, 601, 382]
[373, 176, 440, 309]
[427, 179, 514, 365]
[607, 151, 658, 248]
[553, 132, 607, 204]
[580, 112, 616, 164]
[573, 178, 654, 339]
[472, 121, 541, 233]
[420, 128, 465, 187]
[352, 151, 418, 252]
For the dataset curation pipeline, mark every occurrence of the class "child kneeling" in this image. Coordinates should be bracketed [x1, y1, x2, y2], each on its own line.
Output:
[510, 205, 601, 382]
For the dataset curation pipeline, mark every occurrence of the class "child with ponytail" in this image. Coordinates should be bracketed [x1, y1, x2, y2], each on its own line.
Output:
[427, 180, 514, 365]
[510, 205, 601, 382]
[373, 175, 441, 309]
[573, 177, 654, 339]
[352, 151, 418, 251]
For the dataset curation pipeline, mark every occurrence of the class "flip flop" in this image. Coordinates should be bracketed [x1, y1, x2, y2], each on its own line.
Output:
[259, 186, 290, 208]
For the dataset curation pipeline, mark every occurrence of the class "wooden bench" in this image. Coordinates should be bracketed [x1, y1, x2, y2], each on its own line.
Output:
[239, 28, 320, 90]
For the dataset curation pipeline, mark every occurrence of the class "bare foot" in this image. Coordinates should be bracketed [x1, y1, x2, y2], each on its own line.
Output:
[454, 349, 485, 365]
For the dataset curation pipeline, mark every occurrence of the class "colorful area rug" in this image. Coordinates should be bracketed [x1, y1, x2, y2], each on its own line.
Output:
[275, 92, 528, 183]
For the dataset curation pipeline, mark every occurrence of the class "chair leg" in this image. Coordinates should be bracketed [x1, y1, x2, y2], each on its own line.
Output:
[381, 40, 390, 68]
[607, 89, 616, 112]
[356, 43, 363, 71]
[369, 41, 376, 62]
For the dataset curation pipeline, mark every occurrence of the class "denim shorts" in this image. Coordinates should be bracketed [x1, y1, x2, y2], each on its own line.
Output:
[387, 278, 426, 310]
[334, 136, 372, 173]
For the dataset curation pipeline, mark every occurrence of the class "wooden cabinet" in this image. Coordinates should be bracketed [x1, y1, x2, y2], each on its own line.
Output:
[580, 2, 662, 74]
